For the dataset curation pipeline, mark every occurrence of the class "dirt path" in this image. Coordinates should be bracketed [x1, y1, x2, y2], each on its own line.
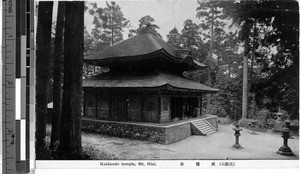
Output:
[82, 124, 299, 160]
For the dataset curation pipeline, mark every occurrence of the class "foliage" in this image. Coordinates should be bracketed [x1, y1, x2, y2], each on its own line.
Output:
[256, 109, 271, 128]
[84, 1, 130, 76]
[247, 98, 272, 123]
[88, 1, 130, 47]
[239, 109, 272, 129]
[82, 120, 165, 143]
[128, 15, 162, 38]
[237, 118, 256, 128]
[266, 118, 276, 129]
[166, 27, 181, 48]
[217, 117, 232, 125]
[202, 103, 227, 118]
[180, 19, 207, 63]
[247, 96, 259, 119]
[196, 0, 227, 48]
[218, 0, 299, 119]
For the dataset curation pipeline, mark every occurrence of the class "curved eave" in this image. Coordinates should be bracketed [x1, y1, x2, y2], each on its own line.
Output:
[84, 48, 207, 71]
[163, 84, 219, 94]
[83, 72, 219, 93]
[84, 85, 219, 94]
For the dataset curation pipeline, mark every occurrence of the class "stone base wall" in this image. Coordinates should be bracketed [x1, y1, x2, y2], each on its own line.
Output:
[164, 122, 191, 144]
[204, 115, 218, 130]
[82, 118, 191, 144]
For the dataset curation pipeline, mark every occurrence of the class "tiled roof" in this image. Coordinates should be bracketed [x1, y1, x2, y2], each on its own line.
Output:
[83, 72, 218, 93]
[84, 26, 206, 70]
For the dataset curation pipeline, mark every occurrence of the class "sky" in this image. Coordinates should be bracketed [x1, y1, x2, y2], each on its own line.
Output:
[83, 0, 199, 40]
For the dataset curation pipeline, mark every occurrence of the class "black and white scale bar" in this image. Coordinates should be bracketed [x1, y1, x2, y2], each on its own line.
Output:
[15, 0, 27, 173]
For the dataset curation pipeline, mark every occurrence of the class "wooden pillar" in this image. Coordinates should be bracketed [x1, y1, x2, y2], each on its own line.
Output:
[141, 95, 144, 122]
[108, 92, 111, 120]
[183, 97, 186, 117]
[125, 95, 128, 121]
[83, 90, 86, 117]
[95, 92, 98, 118]
[158, 96, 161, 123]
[198, 94, 203, 117]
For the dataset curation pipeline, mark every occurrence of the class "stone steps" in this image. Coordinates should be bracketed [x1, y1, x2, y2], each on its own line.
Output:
[191, 119, 216, 136]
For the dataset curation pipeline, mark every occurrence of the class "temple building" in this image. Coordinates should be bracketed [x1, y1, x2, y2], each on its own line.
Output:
[82, 25, 219, 144]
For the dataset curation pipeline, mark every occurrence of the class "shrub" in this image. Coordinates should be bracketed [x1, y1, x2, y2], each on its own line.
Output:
[290, 120, 299, 134]
[256, 109, 271, 128]
[203, 104, 227, 117]
[237, 118, 257, 128]
[266, 118, 276, 129]
[272, 121, 283, 133]
[248, 99, 259, 119]
[218, 117, 231, 125]
[278, 110, 289, 121]
[291, 119, 299, 126]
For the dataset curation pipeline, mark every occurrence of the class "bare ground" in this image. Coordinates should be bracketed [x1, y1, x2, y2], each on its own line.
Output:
[0, 124, 298, 172]
[82, 124, 299, 160]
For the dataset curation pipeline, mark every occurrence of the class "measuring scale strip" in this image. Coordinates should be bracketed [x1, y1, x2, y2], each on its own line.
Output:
[2, 0, 34, 173]
[3, 0, 17, 174]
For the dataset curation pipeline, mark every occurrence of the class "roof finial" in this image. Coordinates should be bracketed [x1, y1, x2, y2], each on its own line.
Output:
[145, 21, 151, 27]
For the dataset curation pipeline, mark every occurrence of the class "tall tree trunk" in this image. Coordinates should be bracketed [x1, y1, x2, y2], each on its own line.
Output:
[50, 1, 65, 149]
[208, 6, 214, 86]
[207, 6, 215, 105]
[58, 1, 84, 160]
[242, 33, 250, 119]
[35, 1, 53, 159]
[250, 19, 257, 95]
[250, 19, 256, 77]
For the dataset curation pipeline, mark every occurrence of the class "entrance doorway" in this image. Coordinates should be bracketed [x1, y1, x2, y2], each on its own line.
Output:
[171, 97, 199, 120]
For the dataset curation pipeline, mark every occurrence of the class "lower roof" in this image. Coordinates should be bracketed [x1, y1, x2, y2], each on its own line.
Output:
[83, 72, 218, 93]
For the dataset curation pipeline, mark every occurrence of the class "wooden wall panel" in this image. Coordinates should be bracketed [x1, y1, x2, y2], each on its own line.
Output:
[127, 95, 142, 121]
[142, 95, 159, 122]
[97, 93, 109, 119]
[160, 96, 171, 123]
[85, 92, 96, 117]
[110, 94, 127, 121]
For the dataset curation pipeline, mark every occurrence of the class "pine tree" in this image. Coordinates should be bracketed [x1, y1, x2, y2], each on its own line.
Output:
[166, 27, 181, 48]
[128, 15, 162, 38]
[89, 1, 130, 47]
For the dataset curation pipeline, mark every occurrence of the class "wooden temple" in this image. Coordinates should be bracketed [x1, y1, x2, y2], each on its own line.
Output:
[83, 25, 218, 124]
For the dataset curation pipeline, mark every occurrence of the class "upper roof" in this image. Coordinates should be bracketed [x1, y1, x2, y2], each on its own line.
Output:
[84, 26, 206, 71]
[83, 72, 218, 93]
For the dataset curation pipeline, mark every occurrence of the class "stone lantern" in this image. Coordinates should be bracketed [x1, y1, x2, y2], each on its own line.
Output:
[277, 123, 295, 156]
[233, 125, 242, 149]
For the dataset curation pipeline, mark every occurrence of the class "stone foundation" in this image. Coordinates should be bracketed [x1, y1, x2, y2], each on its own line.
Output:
[82, 115, 217, 144]
[82, 118, 192, 144]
